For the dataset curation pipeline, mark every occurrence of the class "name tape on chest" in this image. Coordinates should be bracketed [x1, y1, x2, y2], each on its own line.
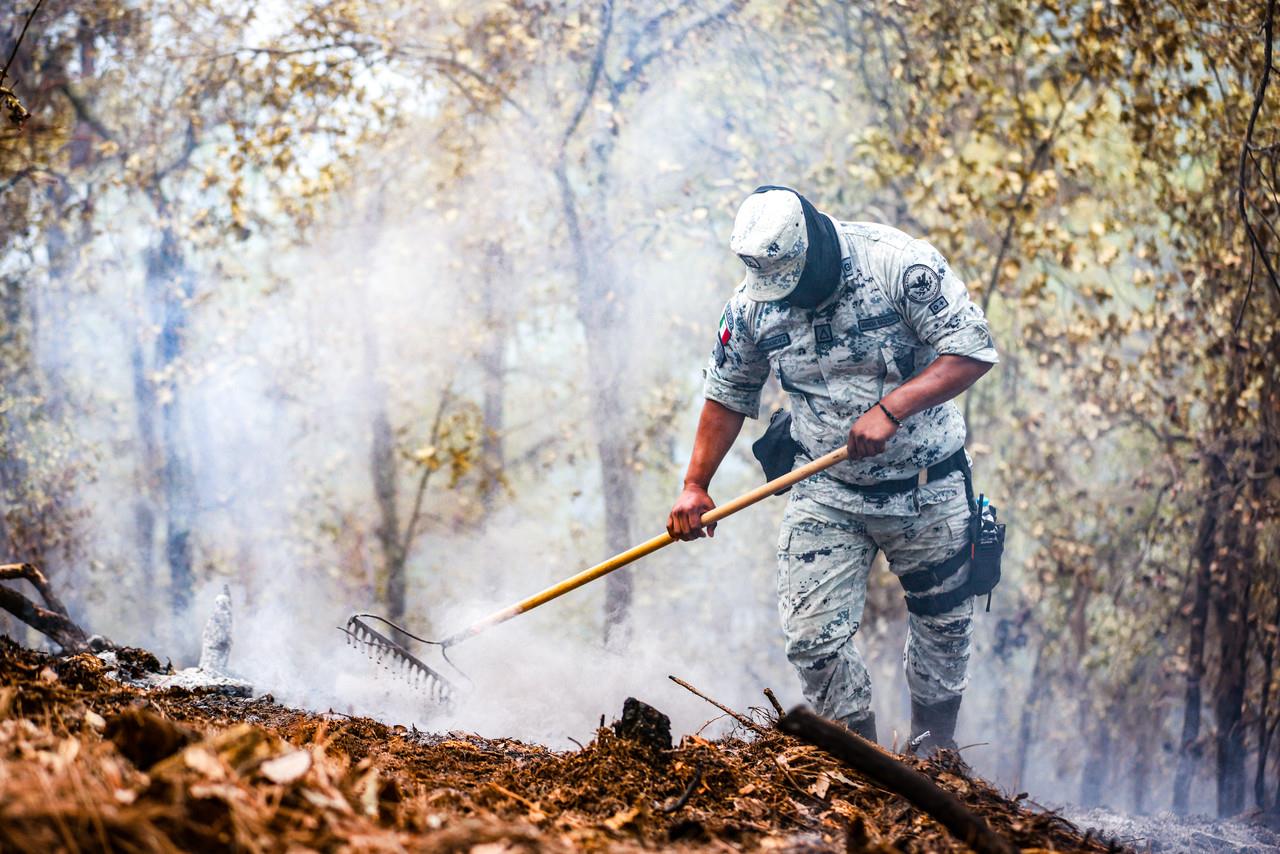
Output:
[759, 332, 791, 352]
[858, 312, 900, 331]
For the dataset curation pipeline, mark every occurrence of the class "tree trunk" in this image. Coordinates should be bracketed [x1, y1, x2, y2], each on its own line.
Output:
[480, 242, 507, 507]
[128, 335, 159, 628]
[1257, 596, 1278, 810]
[0, 276, 34, 562]
[584, 337, 635, 642]
[555, 160, 635, 645]
[1173, 464, 1222, 813]
[1067, 558, 1097, 803]
[1131, 713, 1154, 814]
[1080, 713, 1113, 807]
[1255, 349, 1280, 812]
[1212, 477, 1255, 817]
[1211, 549, 1249, 818]
[146, 226, 197, 615]
[35, 177, 78, 422]
[1013, 640, 1049, 792]
[544, 2, 749, 642]
[364, 323, 406, 625]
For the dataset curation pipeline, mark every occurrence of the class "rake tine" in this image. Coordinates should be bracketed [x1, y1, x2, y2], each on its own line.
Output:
[341, 615, 457, 708]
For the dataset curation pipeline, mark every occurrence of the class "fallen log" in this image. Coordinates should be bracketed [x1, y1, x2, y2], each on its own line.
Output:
[0, 563, 90, 652]
[777, 706, 1017, 854]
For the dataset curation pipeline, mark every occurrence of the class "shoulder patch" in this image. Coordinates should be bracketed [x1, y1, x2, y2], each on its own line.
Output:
[858, 312, 900, 331]
[759, 332, 791, 352]
[928, 294, 949, 315]
[904, 264, 942, 304]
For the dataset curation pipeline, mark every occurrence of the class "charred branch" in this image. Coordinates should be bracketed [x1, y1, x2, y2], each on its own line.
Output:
[778, 706, 1018, 854]
[0, 563, 88, 652]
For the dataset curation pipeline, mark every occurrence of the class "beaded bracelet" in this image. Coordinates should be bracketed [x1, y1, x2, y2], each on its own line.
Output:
[877, 401, 903, 428]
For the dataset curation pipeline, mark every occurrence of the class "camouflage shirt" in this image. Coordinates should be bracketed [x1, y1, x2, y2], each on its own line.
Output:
[704, 220, 999, 516]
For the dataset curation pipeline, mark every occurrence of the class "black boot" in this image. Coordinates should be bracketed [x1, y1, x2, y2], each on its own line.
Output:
[909, 696, 961, 757]
[845, 710, 877, 744]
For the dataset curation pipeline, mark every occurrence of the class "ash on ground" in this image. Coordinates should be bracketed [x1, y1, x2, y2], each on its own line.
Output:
[95, 649, 254, 697]
[98, 586, 252, 697]
[1063, 805, 1280, 853]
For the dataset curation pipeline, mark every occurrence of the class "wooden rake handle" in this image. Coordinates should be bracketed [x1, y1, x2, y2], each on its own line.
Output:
[441, 445, 850, 647]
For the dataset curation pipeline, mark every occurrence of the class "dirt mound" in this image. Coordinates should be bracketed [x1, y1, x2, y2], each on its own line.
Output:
[0, 636, 1116, 852]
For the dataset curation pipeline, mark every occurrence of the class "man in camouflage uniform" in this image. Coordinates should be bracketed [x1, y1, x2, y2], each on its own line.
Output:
[667, 186, 997, 749]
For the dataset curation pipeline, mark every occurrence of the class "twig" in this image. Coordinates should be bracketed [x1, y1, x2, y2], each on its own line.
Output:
[778, 707, 1018, 854]
[1, 0, 45, 87]
[658, 764, 703, 813]
[399, 382, 455, 554]
[763, 688, 784, 717]
[669, 675, 766, 735]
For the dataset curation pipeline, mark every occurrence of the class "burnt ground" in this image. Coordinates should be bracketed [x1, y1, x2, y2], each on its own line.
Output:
[1060, 806, 1280, 854]
[0, 636, 1122, 853]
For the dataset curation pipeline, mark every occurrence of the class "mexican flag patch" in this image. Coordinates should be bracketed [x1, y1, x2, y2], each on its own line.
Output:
[714, 309, 730, 366]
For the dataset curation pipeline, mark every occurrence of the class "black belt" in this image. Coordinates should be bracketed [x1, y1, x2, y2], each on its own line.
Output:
[847, 447, 968, 497]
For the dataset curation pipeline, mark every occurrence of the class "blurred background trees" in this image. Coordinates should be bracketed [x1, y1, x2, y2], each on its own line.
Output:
[2, 0, 1277, 819]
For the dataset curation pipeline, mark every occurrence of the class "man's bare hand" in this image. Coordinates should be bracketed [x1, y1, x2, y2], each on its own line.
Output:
[846, 406, 899, 460]
[667, 484, 717, 541]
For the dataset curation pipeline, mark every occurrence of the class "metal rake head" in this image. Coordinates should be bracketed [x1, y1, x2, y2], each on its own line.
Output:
[342, 614, 457, 708]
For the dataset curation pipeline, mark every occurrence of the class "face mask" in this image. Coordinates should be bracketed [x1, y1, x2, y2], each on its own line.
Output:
[750, 185, 841, 308]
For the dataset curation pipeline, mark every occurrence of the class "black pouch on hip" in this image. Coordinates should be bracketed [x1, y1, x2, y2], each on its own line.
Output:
[959, 456, 1006, 611]
[752, 408, 801, 495]
[967, 493, 1006, 610]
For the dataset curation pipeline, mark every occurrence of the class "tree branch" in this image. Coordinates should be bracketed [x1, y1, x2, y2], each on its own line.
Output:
[1237, 0, 1280, 327]
[561, 0, 614, 149]
[57, 82, 118, 143]
[615, 0, 742, 94]
[399, 383, 455, 556]
[0, 563, 88, 652]
[414, 51, 532, 121]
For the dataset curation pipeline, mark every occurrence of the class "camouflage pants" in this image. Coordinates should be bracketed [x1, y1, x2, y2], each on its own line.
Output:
[775, 489, 974, 727]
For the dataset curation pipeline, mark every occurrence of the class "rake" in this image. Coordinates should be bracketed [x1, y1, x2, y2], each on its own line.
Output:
[342, 614, 459, 706]
[344, 445, 850, 705]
